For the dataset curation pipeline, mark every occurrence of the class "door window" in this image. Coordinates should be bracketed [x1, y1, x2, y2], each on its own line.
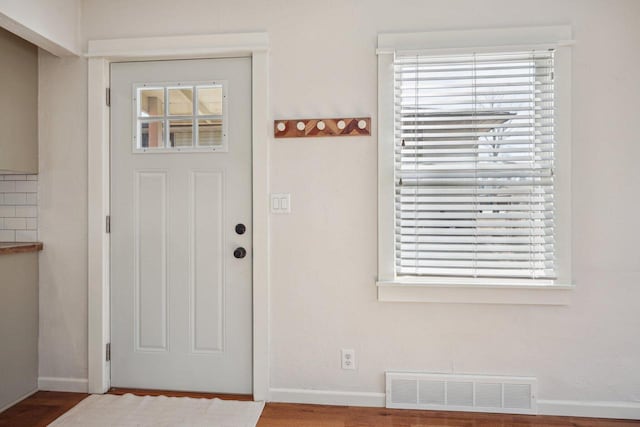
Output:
[134, 82, 227, 152]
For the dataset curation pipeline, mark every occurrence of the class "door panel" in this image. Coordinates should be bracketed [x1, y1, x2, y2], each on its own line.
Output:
[135, 171, 167, 352]
[110, 58, 252, 393]
[190, 171, 224, 353]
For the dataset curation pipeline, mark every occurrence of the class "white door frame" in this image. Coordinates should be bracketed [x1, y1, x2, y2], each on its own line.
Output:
[86, 33, 270, 400]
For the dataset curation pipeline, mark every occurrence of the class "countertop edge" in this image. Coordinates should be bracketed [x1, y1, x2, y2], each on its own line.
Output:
[0, 242, 44, 255]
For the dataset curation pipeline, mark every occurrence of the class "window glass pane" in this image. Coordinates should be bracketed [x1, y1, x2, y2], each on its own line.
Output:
[139, 88, 164, 117]
[139, 120, 164, 148]
[197, 119, 223, 146]
[168, 87, 193, 116]
[197, 85, 223, 116]
[169, 119, 193, 147]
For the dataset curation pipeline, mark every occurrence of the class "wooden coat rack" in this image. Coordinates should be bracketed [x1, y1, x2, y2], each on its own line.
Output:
[274, 117, 371, 138]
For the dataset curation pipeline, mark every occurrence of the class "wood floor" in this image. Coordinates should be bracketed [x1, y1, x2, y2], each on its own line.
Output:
[1, 390, 638, 427]
[0, 392, 87, 427]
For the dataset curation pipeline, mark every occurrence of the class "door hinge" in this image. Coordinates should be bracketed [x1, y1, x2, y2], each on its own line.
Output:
[106, 215, 111, 233]
[106, 343, 111, 362]
[106, 88, 111, 107]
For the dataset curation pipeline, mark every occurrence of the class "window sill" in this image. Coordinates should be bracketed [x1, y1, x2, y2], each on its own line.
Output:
[376, 280, 574, 305]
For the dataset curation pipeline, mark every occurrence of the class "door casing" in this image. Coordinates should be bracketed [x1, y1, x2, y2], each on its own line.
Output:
[86, 33, 270, 400]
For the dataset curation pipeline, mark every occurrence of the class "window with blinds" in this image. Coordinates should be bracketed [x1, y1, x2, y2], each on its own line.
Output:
[394, 50, 555, 280]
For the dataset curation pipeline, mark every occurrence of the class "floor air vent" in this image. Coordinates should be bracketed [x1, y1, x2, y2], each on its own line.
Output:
[386, 372, 537, 415]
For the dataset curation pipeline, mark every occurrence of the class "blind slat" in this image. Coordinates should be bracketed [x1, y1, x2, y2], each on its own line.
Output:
[396, 266, 554, 278]
[396, 250, 553, 260]
[398, 139, 553, 146]
[396, 243, 553, 252]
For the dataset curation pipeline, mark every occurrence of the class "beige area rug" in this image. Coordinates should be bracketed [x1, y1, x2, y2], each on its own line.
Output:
[48, 393, 265, 427]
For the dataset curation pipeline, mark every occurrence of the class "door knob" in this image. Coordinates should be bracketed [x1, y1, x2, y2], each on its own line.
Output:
[235, 223, 246, 235]
[234, 247, 247, 259]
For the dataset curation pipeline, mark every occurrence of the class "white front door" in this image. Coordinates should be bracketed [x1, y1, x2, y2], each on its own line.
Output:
[110, 58, 252, 393]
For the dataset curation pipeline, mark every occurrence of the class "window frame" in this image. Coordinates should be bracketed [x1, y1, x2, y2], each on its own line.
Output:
[132, 80, 228, 153]
[377, 26, 574, 304]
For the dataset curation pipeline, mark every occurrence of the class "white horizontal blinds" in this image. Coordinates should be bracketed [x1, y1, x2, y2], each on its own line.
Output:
[394, 50, 556, 279]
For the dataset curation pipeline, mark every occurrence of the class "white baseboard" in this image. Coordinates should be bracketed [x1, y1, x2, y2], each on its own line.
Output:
[269, 388, 385, 408]
[31, 379, 640, 420]
[538, 399, 640, 420]
[38, 377, 89, 393]
[268, 388, 639, 420]
[0, 388, 38, 414]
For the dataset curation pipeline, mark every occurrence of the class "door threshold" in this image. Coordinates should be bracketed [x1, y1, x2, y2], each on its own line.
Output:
[108, 387, 254, 401]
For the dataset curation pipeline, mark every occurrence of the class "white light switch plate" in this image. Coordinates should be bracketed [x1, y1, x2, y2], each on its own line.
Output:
[270, 193, 291, 214]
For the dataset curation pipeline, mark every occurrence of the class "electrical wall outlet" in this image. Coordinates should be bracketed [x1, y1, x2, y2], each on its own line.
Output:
[341, 349, 356, 370]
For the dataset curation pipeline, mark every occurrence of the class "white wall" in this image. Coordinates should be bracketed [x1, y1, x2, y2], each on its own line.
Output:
[0, 0, 81, 55]
[38, 0, 640, 414]
[38, 50, 88, 389]
[0, 252, 39, 412]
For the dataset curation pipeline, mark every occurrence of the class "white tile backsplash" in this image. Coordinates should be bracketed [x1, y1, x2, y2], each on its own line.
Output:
[3, 174, 26, 181]
[0, 181, 15, 192]
[4, 193, 27, 205]
[25, 193, 37, 205]
[4, 217, 26, 230]
[0, 230, 15, 241]
[15, 180, 38, 193]
[15, 206, 36, 217]
[0, 174, 38, 242]
[15, 230, 37, 241]
[0, 206, 15, 217]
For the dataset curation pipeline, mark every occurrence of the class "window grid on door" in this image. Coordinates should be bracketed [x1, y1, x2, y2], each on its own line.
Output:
[134, 81, 228, 153]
